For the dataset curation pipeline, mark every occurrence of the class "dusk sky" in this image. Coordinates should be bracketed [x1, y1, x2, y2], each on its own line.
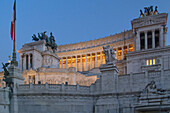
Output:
[0, 0, 170, 71]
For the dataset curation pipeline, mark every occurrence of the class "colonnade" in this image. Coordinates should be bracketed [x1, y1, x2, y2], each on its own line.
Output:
[59, 44, 133, 71]
[21, 54, 33, 71]
[136, 27, 163, 51]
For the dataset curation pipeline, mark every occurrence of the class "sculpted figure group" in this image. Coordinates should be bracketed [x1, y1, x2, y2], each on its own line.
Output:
[103, 45, 115, 64]
[140, 6, 158, 17]
[144, 80, 166, 95]
[32, 31, 57, 53]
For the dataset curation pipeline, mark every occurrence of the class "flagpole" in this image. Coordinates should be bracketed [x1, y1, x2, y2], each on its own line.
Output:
[11, 0, 18, 66]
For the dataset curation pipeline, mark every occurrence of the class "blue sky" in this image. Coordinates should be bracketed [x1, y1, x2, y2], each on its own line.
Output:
[0, 0, 170, 71]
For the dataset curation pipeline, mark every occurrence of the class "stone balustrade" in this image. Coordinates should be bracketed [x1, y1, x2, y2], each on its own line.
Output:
[18, 83, 91, 94]
[18, 69, 170, 95]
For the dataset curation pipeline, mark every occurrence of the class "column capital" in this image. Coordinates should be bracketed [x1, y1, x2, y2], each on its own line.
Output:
[144, 31, 147, 34]
[136, 30, 140, 34]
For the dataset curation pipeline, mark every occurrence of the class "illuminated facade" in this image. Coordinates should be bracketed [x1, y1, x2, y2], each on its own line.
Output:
[57, 30, 134, 74]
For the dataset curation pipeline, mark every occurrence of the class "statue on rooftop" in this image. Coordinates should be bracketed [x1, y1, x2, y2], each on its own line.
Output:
[140, 10, 144, 17]
[48, 32, 58, 53]
[154, 6, 158, 15]
[32, 34, 39, 41]
[103, 45, 115, 64]
[140, 6, 158, 17]
[38, 31, 48, 40]
[32, 31, 58, 53]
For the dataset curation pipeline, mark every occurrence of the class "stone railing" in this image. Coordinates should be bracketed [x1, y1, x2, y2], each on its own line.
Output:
[18, 83, 91, 94]
[18, 69, 170, 95]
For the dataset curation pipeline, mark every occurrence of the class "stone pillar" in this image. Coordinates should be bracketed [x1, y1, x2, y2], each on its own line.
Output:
[95, 53, 97, 67]
[21, 55, 25, 71]
[71, 56, 73, 67]
[28, 55, 30, 70]
[8, 65, 24, 113]
[66, 57, 68, 69]
[127, 45, 129, 51]
[61, 58, 63, 68]
[160, 26, 164, 47]
[31, 54, 34, 69]
[133, 36, 136, 51]
[80, 55, 82, 71]
[99, 63, 119, 92]
[136, 31, 140, 50]
[85, 54, 87, 71]
[145, 31, 148, 49]
[164, 28, 167, 47]
[122, 47, 124, 60]
[152, 30, 155, 48]
[76, 56, 77, 71]
[116, 48, 118, 60]
[90, 53, 92, 69]
[100, 52, 102, 64]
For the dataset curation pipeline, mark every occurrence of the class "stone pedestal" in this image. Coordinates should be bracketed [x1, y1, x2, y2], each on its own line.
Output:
[8, 65, 24, 113]
[99, 62, 119, 93]
[42, 50, 60, 68]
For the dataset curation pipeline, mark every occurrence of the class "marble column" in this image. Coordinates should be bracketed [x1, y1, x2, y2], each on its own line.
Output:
[66, 57, 68, 69]
[100, 52, 102, 64]
[122, 47, 124, 60]
[116, 48, 118, 60]
[90, 53, 92, 69]
[85, 54, 87, 71]
[160, 26, 164, 47]
[152, 30, 155, 48]
[95, 53, 97, 67]
[145, 31, 148, 49]
[136, 31, 140, 50]
[71, 57, 73, 67]
[164, 28, 167, 46]
[28, 55, 30, 70]
[22, 55, 25, 71]
[61, 58, 63, 68]
[76, 56, 77, 71]
[80, 55, 82, 71]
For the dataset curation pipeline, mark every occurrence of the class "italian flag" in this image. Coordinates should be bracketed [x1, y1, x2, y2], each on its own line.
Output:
[10, 0, 16, 40]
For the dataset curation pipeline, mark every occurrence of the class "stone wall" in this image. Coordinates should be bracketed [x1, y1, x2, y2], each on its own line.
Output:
[16, 69, 170, 113]
[17, 83, 93, 113]
[126, 46, 170, 74]
[0, 88, 10, 113]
